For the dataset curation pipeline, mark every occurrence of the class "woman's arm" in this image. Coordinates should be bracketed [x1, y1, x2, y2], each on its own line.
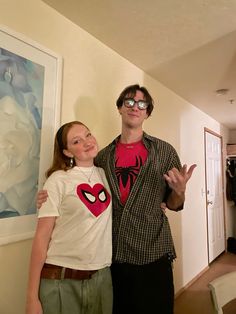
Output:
[26, 217, 56, 314]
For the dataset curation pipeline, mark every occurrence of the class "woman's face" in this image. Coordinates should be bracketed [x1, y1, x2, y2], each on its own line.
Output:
[63, 124, 98, 166]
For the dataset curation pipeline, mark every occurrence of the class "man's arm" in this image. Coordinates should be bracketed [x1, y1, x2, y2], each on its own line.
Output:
[164, 164, 196, 211]
[36, 190, 48, 209]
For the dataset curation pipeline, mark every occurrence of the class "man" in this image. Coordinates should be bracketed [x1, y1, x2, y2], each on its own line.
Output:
[94, 84, 196, 314]
[37, 84, 196, 314]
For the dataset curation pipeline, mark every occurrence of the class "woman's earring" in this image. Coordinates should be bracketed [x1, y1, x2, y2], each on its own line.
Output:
[70, 157, 74, 168]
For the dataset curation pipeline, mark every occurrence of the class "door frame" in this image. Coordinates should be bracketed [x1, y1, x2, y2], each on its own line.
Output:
[204, 127, 226, 264]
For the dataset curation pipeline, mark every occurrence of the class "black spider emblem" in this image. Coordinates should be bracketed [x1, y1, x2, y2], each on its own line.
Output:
[115, 156, 143, 188]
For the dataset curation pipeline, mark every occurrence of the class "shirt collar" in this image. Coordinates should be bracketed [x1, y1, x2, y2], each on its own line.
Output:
[111, 132, 155, 146]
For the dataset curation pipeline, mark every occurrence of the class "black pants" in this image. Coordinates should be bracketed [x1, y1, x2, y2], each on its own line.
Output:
[111, 257, 174, 314]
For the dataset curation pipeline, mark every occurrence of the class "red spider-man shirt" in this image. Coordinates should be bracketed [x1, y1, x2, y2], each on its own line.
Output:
[115, 141, 148, 204]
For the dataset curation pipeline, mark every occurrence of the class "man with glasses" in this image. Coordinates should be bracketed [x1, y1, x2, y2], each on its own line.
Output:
[37, 84, 195, 314]
[95, 84, 196, 314]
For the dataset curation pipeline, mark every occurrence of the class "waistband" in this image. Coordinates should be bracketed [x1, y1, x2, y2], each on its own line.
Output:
[112, 253, 174, 267]
[41, 263, 98, 281]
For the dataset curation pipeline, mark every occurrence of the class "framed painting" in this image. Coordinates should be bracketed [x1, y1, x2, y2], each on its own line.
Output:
[0, 25, 62, 245]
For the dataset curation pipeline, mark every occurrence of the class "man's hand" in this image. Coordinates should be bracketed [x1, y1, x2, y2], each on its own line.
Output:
[160, 202, 167, 212]
[164, 164, 196, 196]
[36, 190, 48, 209]
[164, 164, 196, 210]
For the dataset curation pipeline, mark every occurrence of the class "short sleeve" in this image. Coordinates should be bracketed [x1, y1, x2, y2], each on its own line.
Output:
[38, 173, 63, 218]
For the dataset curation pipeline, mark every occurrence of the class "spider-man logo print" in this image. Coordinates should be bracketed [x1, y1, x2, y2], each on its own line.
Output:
[115, 155, 143, 191]
[76, 183, 111, 217]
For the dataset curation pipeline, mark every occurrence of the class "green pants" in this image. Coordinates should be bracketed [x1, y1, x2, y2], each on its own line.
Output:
[39, 267, 113, 314]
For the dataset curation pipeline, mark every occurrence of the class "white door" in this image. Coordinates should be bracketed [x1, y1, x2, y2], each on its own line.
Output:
[205, 130, 225, 263]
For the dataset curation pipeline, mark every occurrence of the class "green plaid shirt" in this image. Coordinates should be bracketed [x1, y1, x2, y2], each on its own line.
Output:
[95, 132, 183, 265]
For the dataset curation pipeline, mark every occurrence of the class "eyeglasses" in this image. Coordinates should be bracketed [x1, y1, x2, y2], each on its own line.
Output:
[123, 98, 149, 110]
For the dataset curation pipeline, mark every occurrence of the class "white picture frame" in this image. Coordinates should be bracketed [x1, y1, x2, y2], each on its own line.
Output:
[0, 25, 62, 245]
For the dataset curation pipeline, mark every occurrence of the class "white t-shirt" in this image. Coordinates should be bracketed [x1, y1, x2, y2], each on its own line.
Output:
[38, 166, 112, 270]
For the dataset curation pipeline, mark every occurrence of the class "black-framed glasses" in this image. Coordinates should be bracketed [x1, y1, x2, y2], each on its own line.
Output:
[123, 98, 149, 110]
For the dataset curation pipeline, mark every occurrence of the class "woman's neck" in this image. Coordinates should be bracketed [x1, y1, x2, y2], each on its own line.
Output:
[75, 160, 94, 167]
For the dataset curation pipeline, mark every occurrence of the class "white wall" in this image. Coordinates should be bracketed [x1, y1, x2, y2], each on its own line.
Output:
[0, 0, 232, 312]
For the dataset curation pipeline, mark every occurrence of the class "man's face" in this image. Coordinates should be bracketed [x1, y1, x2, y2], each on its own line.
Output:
[118, 90, 148, 129]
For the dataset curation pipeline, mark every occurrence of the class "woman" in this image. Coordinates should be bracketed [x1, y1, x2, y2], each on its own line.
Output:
[26, 121, 112, 314]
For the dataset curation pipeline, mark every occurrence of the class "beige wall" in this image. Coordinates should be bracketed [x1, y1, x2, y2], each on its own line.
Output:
[0, 0, 232, 313]
[228, 129, 236, 143]
[0, 239, 32, 314]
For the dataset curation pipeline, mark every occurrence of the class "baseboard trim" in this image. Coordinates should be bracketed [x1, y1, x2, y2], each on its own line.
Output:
[175, 265, 210, 298]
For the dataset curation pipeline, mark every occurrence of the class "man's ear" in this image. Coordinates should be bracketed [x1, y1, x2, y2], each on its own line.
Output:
[63, 149, 73, 158]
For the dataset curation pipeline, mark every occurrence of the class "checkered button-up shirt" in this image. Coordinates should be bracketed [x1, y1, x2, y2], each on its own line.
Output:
[95, 132, 183, 265]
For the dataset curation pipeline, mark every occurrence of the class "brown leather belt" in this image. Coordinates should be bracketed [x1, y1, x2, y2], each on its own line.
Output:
[41, 263, 98, 280]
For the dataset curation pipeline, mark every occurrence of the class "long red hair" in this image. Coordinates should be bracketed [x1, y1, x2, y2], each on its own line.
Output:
[46, 121, 88, 178]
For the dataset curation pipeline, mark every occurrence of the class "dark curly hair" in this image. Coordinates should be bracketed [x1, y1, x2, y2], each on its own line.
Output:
[116, 84, 154, 116]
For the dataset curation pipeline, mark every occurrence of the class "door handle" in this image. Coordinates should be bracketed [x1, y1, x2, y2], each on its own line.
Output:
[207, 200, 213, 205]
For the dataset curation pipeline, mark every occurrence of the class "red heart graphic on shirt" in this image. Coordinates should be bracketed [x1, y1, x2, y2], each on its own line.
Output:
[76, 183, 111, 217]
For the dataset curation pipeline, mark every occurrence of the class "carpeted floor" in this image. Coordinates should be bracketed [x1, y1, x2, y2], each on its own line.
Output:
[174, 252, 236, 314]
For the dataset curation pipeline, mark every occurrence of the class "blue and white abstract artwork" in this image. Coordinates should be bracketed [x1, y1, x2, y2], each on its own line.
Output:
[0, 47, 44, 218]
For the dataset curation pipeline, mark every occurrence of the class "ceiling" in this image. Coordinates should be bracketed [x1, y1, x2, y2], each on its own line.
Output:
[43, 0, 236, 130]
